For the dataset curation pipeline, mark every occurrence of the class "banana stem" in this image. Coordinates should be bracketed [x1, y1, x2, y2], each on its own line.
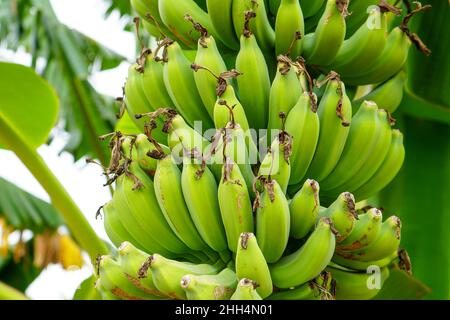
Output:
[0, 281, 29, 300]
[0, 116, 109, 262]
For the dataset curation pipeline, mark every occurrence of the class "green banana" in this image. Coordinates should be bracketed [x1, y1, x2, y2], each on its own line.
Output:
[275, 0, 304, 58]
[218, 159, 254, 253]
[285, 92, 320, 185]
[117, 162, 194, 256]
[235, 17, 271, 130]
[232, 0, 275, 52]
[124, 64, 165, 141]
[98, 255, 164, 300]
[326, 266, 390, 300]
[268, 56, 302, 131]
[352, 71, 406, 114]
[258, 130, 292, 194]
[270, 217, 336, 288]
[344, 27, 411, 85]
[163, 41, 214, 127]
[339, 216, 401, 262]
[302, 0, 347, 65]
[181, 157, 228, 253]
[336, 208, 383, 252]
[329, 109, 393, 194]
[318, 192, 357, 243]
[130, 0, 176, 40]
[117, 241, 166, 297]
[320, 100, 380, 191]
[154, 154, 211, 252]
[193, 35, 228, 119]
[235, 233, 273, 298]
[289, 179, 320, 239]
[255, 178, 290, 263]
[330, 6, 388, 77]
[343, 0, 378, 38]
[306, 75, 352, 182]
[230, 278, 263, 300]
[132, 134, 170, 176]
[206, 0, 240, 50]
[158, 0, 217, 48]
[268, 271, 334, 300]
[164, 111, 209, 158]
[331, 251, 396, 271]
[354, 129, 405, 200]
[213, 85, 250, 132]
[181, 268, 238, 300]
[139, 253, 224, 299]
[141, 53, 175, 111]
[95, 279, 120, 300]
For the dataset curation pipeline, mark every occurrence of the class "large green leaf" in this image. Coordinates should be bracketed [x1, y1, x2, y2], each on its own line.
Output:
[0, 177, 63, 232]
[0, 62, 58, 149]
[374, 269, 431, 300]
[401, 0, 450, 123]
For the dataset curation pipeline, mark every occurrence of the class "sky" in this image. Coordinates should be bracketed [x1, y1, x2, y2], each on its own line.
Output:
[0, 0, 136, 299]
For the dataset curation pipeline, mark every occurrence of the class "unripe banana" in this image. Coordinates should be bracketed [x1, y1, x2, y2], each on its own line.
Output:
[258, 130, 292, 194]
[181, 268, 238, 300]
[193, 35, 228, 119]
[344, 0, 378, 38]
[117, 242, 165, 297]
[344, 27, 411, 85]
[268, 57, 302, 131]
[270, 217, 336, 288]
[329, 109, 393, 194]
[232, 0, 275, 52]
[302, 0, 347, 65]
[130, 0, 176, 40]
[289, 179, 320, 239]
[230, 278, 263, 300]
[98, 255, 164, 300]
[330, 6, 388, 77]
[306, 76, 352, 182]
[95, 279, 120, 300]
[275, 0, 304, 58]
[354, 129, 405, 200]
[268, 271, 334, 300]
[141, 54, 175, 111]
[139, 253, 225, 299]
[181, 158, 228, 253]
[158, 0, 217, 48]
[285, 92, 320, 185]
[331, 251, 396, 271]
[320, 100, 380, 191]
[235, 233, 273, 298]
[154, 154, 211, 252]
[213, 85, 250, 132]
[164, 112, 209, 158]
[352, 71, 406, 114]
[131, 134, 170, 176]
[235, 21, 271, 130]
[255, 178, 291, 263]
[326, 266, 390, 300]
[218, 160, 254, 253]
[206, 0, 240, 50]
[340, 216, 401, 262]
[336, 208, 383, 252]
[163, 41, 214, 127]
[318, 192, 357, 243]
[124, 64, 166, 141]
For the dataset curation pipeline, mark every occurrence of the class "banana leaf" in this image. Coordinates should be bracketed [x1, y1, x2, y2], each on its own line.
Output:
[0, 177, 63, 232]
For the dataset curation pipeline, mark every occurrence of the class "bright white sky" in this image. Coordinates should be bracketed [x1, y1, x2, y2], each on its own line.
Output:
[0, 0, 136, 299]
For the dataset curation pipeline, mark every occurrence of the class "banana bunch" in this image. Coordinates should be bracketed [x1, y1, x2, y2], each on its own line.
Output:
[91, 0, 431, 301]
[93, 119, 407, 300]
